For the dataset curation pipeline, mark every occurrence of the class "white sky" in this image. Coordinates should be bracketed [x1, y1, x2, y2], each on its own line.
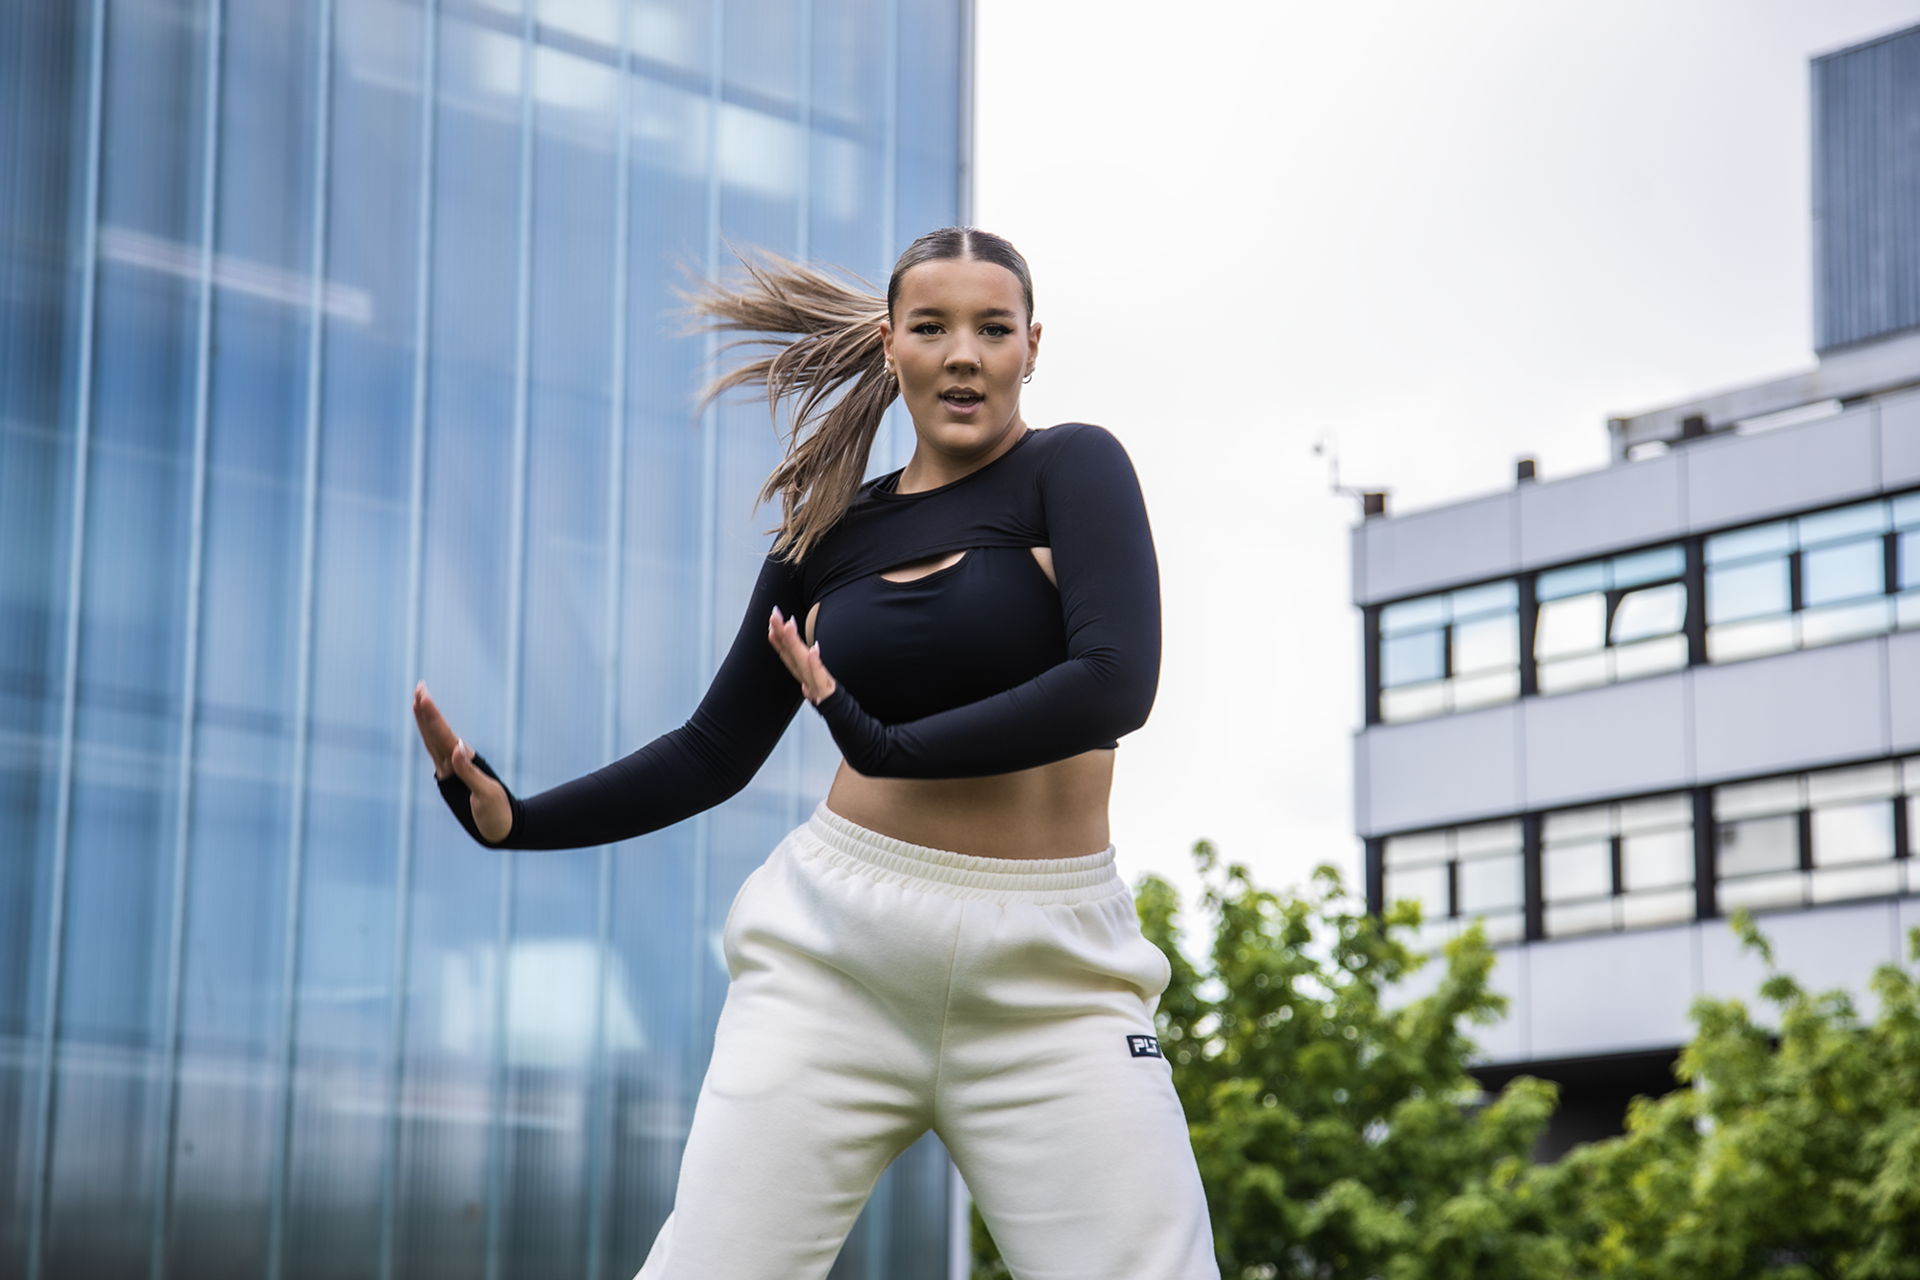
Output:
[972, 0, 1920, 909]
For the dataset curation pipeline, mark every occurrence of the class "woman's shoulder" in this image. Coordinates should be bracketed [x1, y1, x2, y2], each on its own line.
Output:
[1028, 422, 1141, 490]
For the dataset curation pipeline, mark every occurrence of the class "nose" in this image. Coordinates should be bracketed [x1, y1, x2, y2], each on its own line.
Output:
[945, 334, 982, 373]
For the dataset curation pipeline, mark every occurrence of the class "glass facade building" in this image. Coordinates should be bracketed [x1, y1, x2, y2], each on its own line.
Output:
[0, 0, 969, 1276]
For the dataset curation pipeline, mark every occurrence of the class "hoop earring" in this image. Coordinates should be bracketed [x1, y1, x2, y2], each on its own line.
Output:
[1022, 370, 1034, 385]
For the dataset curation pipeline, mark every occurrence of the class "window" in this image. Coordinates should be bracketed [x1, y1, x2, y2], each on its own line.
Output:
[1542, 794, 1694, 937]
[1377, 581, 1519, 723]
[1705, 495, 1920, 663]
[1716, 760, 1917, 910]
[1382, 821, 1524, 950]
[1534, 545, 1688, 694]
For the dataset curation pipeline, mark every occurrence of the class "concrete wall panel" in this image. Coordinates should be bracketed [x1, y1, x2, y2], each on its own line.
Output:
[1526, 927, 1695, 1059]
[1517, 452, 1685, 570]
[1880, 391, 1920, 490]
[1471, 946, 1528, 1063]
[1691, 640, 1885, 782]
[1686, 408, 1878, 531]
[1698, 902, 1900, 1023]
[1359, 705, 1520, 835]
[1522, 674, 1690, 810]
[1357, 492, 1515, 605]
[1888, 630, 1920, 755]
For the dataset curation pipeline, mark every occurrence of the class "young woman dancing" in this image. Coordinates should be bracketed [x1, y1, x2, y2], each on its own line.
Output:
[412, 227, 1218, 1280]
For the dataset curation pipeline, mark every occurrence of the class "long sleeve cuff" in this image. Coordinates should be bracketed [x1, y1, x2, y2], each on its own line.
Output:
[812, 686, 890, 775]
[435, 753, 524, 847]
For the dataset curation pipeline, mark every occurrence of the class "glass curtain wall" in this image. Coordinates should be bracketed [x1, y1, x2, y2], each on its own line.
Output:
[0, 1, 969, 1277]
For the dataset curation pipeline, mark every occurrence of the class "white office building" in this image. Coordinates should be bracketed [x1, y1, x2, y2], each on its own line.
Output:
[1353, 21, 1920, 1153]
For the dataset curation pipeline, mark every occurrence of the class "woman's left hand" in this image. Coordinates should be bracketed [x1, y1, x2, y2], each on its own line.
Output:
[767, 607, 838, 704]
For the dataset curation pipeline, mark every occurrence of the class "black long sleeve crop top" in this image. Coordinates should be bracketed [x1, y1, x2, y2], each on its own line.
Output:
[439, 422, 1160, 850]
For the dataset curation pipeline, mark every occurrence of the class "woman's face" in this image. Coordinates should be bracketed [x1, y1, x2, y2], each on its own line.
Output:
[881, 257, 1041, 466]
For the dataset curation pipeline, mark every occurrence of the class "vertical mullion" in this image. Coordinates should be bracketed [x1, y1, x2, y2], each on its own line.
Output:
[28, 1, 108, 1275]
[956, 0, 974, 227]
[1683, 537, 1707, 667]
[582, 2, 633, 1275]
[1692, 788, 1716, 922]
[1517, 575, 1539, 698]
[784, 0, 813, 834]
[379, 1, 439, 1274]
[1362, 606, 1382, 726]
[876, 0, 900, 472]
[1521, 814, 1543, 943]
[266, 3, 336, 1274]
[483, 7, 539, 1277]
[687, 0, 725, 1114]
[152, 1, 227, 1273]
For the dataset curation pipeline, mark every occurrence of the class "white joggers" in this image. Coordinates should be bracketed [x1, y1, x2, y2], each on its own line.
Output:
[635, 804, 1219, 1280]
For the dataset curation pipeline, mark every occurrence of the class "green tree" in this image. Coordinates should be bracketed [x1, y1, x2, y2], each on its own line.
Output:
[971, 846, 1920, 1280]
[1523, 909, 1920, 1279]
[973, 841, 1561, 1280]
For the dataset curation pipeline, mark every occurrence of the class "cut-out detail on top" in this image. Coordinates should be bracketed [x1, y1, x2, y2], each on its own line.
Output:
[879, 549, 969, 582]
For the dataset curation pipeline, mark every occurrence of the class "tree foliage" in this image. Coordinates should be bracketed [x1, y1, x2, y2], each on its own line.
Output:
[969, 843, 1920, 1280]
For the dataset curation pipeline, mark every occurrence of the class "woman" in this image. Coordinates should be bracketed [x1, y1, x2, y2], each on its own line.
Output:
[413, 227, 1217, 1279]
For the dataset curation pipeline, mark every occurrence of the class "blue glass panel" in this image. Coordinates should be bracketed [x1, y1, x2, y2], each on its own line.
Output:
[1379, 593, 1444, 636]
[1382, 630, 1445, 688]
[1903, 532, 1920, 591]
[1449, 580, 1517, 619]
[1707, 558, 1790, 624]
[1, 0, 964, 1268]
[1536, 561, 1605, 602]
[1802, 537, 1885, 606]
[1706, 520, 1790, 565]
[1796, 500, 1886, 547]
[1893, 491, 1920, 531]
[1609, 545, 1684, 588]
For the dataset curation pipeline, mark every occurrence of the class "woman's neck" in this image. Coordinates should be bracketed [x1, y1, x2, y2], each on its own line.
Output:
[896, 414, 1030, 494]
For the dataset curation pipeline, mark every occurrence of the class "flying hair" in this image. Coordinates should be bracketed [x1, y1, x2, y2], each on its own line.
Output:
[685, 226, 1035, 562]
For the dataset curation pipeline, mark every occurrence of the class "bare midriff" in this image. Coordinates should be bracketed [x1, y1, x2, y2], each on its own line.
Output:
[824, 748, 1115, 861]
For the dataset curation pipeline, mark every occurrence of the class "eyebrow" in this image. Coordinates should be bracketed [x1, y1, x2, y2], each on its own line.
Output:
[905, 306, 1020, 320]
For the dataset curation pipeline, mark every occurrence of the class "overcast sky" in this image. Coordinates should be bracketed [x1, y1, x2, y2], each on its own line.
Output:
[971, 0, 1920, 908]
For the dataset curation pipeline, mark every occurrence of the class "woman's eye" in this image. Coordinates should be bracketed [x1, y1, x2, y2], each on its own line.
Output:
[981, 325, 1011, 338]
[912, 322, 942, 335]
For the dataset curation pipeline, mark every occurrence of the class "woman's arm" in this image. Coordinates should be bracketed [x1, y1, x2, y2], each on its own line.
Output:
[804, 425, 1161, 777]
[431, 555, 807, 850]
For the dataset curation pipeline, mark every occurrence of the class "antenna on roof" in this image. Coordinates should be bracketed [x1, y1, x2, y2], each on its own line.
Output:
[1314, 437, 1389, 519]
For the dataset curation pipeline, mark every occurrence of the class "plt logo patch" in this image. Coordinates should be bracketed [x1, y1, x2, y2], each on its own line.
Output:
[1127, 1034, 1162, 1059]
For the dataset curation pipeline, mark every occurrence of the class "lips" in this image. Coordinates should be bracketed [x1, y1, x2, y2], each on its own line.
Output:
[940, 388, 983, 407]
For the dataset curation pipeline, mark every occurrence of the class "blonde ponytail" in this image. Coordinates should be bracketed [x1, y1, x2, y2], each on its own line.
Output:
[687, 228, 1035, 562]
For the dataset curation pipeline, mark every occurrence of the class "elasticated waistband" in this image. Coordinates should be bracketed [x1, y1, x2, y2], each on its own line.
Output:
[797, 804, 1128, 906]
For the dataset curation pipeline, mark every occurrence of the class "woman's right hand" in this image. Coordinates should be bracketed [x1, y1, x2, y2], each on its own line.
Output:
[412, 682, 513, 843]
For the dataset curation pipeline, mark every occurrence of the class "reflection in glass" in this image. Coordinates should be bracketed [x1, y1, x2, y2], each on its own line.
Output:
[1621, 829, 1691, 890]
[1717, 815, 1800, 878]
[1457, 854, 1522, 914]
[1801, 538, 1884, 606]
[1376, 582, 1519, 723]
[1541, 794, 1693, 939]
[1706, 520, 1791, 564]
[1544, 841, 1610, 902]
[0, 1, 966, 1274]
[1611, 583, 1685, 642]
[1810, 801, 1894, 866]
[1797, 500, 1885, 547]
[1454, 615, 1517, 674]
[1536, 594, 1604, 659]
[1382, 630, 1444, 687]
[1532, 546, 1687, 696]
[1707, 558, 1789, 624]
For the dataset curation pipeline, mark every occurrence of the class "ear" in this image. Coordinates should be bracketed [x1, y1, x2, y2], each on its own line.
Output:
[879, 316, 895, 364]
[1024, 319, 1042, 376]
